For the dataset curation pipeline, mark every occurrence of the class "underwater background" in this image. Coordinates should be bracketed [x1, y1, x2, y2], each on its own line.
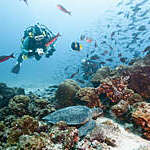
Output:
[1, 0, 150, 149]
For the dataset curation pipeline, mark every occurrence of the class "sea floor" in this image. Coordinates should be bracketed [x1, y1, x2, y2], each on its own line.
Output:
[96, 117, 150, 150]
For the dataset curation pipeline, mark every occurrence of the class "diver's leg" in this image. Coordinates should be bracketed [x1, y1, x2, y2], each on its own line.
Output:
[17, 53, 24, 63]
[35, 53, 41, 61]
[45, 47, 56, 58]
[11, 53, 23, 74]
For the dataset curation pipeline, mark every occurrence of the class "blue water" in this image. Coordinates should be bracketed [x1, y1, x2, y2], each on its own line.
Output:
[0, 0, 149, 88]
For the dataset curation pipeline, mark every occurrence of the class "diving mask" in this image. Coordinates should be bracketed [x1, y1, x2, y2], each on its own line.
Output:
[34, 35, 44, 41]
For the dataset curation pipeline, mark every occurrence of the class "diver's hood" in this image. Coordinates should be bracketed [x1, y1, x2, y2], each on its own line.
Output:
[33, 25, 45, 41]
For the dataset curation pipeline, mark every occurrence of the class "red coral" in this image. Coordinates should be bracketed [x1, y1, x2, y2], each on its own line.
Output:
[96, 76, 133, 103]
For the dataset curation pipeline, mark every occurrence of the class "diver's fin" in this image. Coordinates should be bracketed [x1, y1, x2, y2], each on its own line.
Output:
[10, 53, 15, 58]
[11, 63, 21, 74]
[78, 119, 96, 137]
[68, 11, 72, 16]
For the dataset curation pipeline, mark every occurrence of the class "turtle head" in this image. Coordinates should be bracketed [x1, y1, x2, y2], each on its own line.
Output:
[91, 107, 103, 118]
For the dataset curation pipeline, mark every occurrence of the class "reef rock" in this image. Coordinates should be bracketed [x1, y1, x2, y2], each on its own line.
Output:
[28, 98, 55, 119]
[0, 83, 24, 108]
[55, 79, 80, 108]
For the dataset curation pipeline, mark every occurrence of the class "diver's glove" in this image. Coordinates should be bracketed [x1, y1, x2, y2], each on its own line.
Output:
[36, 48, 44, 56]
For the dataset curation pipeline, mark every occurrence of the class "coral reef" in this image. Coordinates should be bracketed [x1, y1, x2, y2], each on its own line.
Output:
[55, 79, 80, 108]
[127, 93, 144, 105]
[7, 115, 39, 144]
[49, 121, 79, 149]
[0, 83, 24, 108]
[8, 95, 30, 116]
[96, 76, 134, 103]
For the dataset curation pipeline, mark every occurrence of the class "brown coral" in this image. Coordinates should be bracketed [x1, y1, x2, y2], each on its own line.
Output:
[132, 102, 150, 140]
[7, 115, 39, 144]
[8, 95, 30, 116]
[76, 87, 102, 108]
[127, 66, 150, 99]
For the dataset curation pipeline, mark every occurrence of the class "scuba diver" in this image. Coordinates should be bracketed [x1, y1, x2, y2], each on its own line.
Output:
[11, 23, 60, 74]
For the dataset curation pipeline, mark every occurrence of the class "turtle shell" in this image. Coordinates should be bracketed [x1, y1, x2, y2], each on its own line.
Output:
[43, 105, 92, 125]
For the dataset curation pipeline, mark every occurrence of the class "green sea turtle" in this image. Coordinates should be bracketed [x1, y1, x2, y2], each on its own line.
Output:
[43, 105, 103, 137]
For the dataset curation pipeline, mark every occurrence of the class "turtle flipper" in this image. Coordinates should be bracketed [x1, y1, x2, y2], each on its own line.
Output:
[78, 119, 96, 137]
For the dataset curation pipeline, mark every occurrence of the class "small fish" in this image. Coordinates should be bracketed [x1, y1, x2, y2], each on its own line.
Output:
[86, 37, 93, 43]
[20, 0, 28, 6]
[117, 11, 124, 15]
[70, 68, 79, 79]
[104, 50, 109, 54]
[45, 33, 60, 47]
[64, 66, 70, 72]
[111, 31, 115, 40]
[118, 53, 122, 57]
[94, 41, 98, 48]
[80, 34, 85, 41]
[90, 55, 100, 60]
[0, 53, 15, 63]
[120, 57, 127, 63]
[143, 46, 150, 53]
[99, 61, 106, 65]
[106, 58, 113, 62]
[101, 41, 106, 44]
[86, 53, 89, 58]
[116, 0, 123, 7]
[100, 53, 106, 56]
[108, 45, 113, 50]
[139, 9, 149, 17]
[57, 4, 71, 16]
[90, 50, 96, 54]
[107, 24, 110, 28]
[76, 79, 85, 84]
[138, 25, 146, 31]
